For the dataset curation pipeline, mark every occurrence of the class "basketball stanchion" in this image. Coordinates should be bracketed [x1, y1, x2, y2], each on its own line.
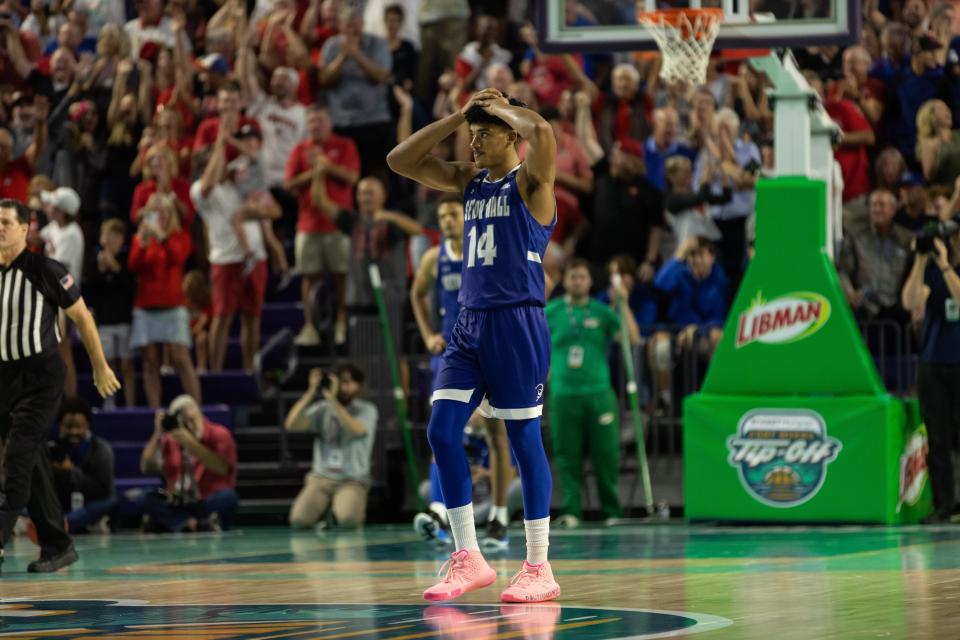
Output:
[606, 272, 668, 524]
[369, 264, 425, 512]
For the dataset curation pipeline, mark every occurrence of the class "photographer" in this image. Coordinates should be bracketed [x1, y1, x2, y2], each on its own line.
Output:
[50, 397, 116, 533]
[285, 364, 377, 529]
[902, 232, 960, 523]
[139, 395, 238, 532]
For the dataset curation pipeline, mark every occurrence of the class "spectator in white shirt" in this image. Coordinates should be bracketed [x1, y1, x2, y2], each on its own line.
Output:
[238, 43, 307, 189]
[123, 0, 191, 57]
[190, 119, 286, 372]
[39, 186, 84, 397]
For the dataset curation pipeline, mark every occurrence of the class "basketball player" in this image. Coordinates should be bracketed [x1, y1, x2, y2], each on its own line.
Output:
[388, 88, 560, 602]
[409, 194, 513, 550]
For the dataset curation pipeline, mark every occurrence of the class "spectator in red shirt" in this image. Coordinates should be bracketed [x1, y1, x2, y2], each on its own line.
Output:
[192, 81, 261, 175]
[284, 104, 359, 346]
[0, 97, 47, 205]
[806, 71, 875, 203]
[518, 21, 596, 109]
[131, 144, 195, 228]
[139, 395, 238, 532]
[596, 62, 653, 156]
[0, 23, 42, 91]
[831, 45, 884, 128]
[128, 193, 201, 407]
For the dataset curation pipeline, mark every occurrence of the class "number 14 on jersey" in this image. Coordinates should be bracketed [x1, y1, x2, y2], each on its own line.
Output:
[467, 225, 497, 267]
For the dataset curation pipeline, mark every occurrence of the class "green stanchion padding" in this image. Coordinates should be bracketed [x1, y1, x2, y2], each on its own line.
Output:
[701, 177, 884, 396]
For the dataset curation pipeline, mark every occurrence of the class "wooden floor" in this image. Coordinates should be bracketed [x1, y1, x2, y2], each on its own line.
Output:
[0, 523, 958, 639]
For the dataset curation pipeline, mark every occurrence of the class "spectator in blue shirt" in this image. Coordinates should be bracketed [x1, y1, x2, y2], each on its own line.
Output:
[647, 237, 728, 415]
[644, 106, 695, 193]
[595, 254, 658, 336]
[895, 33, 949, 160]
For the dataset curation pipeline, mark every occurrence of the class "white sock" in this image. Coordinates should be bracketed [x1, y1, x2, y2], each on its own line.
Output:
[447, 504, 480, 551]
[429, 501, 448, 525]
[524, 517, 550, 565]
[488, 505, 508, 526]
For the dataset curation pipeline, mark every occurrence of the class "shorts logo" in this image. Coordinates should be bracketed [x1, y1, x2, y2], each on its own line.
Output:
[535, 384, 544, 402]
[727, 409, 841, 508]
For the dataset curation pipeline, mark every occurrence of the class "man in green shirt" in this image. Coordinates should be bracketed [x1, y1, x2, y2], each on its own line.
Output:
[545, 258, 641, 527]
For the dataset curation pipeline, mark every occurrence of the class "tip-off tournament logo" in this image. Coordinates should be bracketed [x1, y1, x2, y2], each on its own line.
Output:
[727, 410, 842, 507]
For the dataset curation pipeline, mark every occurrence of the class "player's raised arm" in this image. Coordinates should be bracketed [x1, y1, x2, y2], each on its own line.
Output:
[387, 102, 480, 193]
[477, 92, 557, 226]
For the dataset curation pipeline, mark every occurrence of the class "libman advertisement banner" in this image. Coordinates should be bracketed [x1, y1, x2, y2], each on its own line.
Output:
[701, 177, 884, 397]
[685, 394, 911, 523]
[684, 176, 929, 523]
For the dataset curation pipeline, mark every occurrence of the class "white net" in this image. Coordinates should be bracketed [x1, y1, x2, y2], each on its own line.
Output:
[639, 10, 723, 85]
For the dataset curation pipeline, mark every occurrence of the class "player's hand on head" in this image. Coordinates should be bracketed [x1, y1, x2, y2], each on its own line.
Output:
[94, 366, 121, 398]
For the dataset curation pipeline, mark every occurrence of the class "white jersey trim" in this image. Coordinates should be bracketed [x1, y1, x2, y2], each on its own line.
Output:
[479, 397, 543, 420]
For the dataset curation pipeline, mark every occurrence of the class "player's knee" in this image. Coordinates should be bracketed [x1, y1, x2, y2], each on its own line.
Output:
[427, 400, 468, 454]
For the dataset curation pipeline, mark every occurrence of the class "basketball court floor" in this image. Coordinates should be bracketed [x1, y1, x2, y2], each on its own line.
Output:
[0, 523, 957, 638]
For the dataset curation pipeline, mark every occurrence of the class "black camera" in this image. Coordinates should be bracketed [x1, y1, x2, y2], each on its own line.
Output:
[916, 219, 959, 253]
[47, 440, 69, 463]
[160, 412, 185, 432]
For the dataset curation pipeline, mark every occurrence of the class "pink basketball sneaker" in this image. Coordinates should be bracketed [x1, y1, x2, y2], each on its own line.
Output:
[423, 549, 497, 601]
[500, 561, 561, 603]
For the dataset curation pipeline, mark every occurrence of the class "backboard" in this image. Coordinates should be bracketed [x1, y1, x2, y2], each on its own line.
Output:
[536, 0, 861, 53]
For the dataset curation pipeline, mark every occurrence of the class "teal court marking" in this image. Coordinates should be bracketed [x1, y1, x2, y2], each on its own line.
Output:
[0, 600, 733, 639]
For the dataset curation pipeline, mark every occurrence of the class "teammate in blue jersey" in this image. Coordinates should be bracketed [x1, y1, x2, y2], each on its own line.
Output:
[410, 194, 513, 550]
[388, 88, 560, 603]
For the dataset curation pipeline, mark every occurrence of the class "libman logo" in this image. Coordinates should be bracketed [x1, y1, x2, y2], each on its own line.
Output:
[727, 409, 842, 508]
[735, 291, 831, 348]
[898, 425, 930, 513]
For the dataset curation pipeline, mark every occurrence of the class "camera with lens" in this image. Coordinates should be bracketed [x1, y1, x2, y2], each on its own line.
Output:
[160, 411, 185, 432]
[916, 218, 959, 253]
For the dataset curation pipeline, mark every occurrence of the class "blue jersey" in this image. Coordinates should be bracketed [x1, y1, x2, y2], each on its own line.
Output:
[435, 239, 463, 341]
[459, 165, 554, 310]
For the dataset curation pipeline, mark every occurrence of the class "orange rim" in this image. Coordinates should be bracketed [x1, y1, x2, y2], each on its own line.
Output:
[638, 8, 724, 40]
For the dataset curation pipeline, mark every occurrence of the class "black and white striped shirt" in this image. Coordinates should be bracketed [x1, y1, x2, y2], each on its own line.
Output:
[0, 249, 81, 362]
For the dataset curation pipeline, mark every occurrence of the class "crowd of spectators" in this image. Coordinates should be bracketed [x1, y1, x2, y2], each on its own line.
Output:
[3, 0, 960, 518]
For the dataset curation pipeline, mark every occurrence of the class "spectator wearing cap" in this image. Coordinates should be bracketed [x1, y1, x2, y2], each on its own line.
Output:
[124, 0, 192, 59]
[40, 186, 84, 396]
[596, 63, 653, 156]
[693, 107, 761, 285]
[238, 44, 307, 194]
[837, 189, 912, 332]
[192, 80, 262, 175]
[589, 139, 664, 281]
[895, 171, 933, 231]
[284, 104, 359, 347]
[191, 116, 286, 372]
[644, 106, 696, 193]
[520, 106, 592, 285]
[318, 5, 393, 183]
[139, 395, 238, 532]
[916, 99, 960, 186]
[128, 190, 201, 408]
[894, 33, 950, 160]
[805, 71, 874, 204]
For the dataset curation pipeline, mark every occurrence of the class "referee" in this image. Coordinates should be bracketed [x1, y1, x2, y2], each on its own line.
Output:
[0, 199, 120, 573]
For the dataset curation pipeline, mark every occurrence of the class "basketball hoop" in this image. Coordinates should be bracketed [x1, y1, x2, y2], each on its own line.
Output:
[638, 8, 724, 85]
